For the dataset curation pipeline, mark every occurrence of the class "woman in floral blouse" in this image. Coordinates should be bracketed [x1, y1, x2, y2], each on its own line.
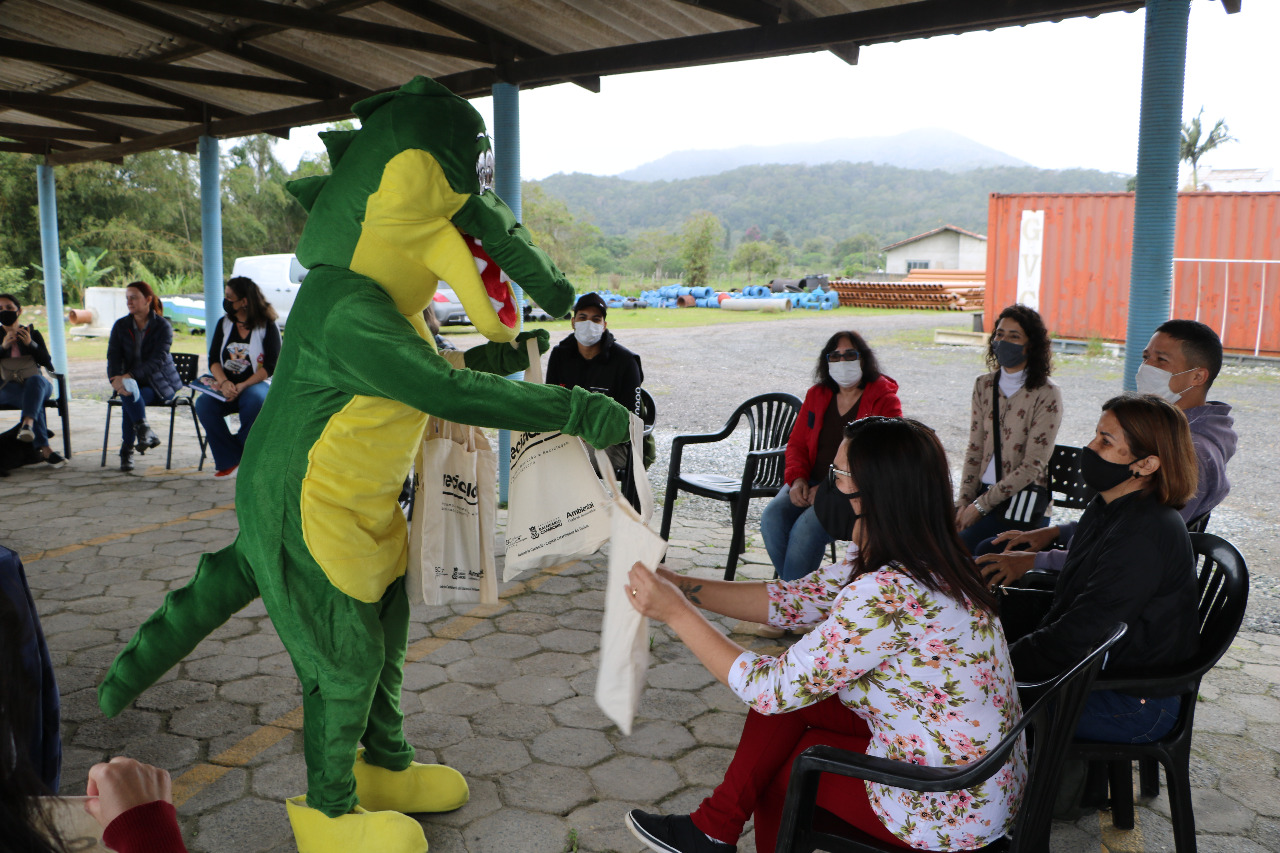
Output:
[624, 417, 1026, 853]
[955, 304, 1062, 553]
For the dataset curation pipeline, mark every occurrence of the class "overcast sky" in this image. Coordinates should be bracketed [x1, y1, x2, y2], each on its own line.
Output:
[274, 1, 1277, 181]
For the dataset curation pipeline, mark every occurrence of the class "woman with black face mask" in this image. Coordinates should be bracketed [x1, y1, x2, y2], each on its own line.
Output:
[620, 417, 1024, 853]
[955, 303, 1061, 553]
[0, 293, 64, 468]
[1009, 393, 1199, 746]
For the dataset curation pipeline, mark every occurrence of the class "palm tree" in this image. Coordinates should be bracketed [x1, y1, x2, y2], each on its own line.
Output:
[1180, 108, 1235, 190]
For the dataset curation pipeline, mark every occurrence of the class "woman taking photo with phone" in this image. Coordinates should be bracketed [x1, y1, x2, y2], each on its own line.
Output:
[0, 294, 64, 467]
[623, 417, 1025, 853]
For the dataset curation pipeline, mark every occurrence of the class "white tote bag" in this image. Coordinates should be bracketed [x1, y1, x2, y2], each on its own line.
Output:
[503, 340, 652, 581]
[594, 457, 665, 735]
[406, 417, 499, 606]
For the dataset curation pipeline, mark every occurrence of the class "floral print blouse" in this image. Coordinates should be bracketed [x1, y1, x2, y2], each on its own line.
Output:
[727, 555, 1027, 851]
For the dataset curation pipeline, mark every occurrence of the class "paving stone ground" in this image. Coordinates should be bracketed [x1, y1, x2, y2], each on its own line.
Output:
[4, 398, 1278, 852]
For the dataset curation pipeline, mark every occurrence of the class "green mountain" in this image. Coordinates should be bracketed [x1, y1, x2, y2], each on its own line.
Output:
[530, 161, 1128, 245]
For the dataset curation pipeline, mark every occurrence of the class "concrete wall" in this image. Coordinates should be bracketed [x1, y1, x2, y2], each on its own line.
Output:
[886, 230, 988, 274]
[957, 234, 988, 270]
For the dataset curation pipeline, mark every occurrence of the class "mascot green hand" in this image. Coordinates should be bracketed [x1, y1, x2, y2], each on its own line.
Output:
[97, 77, 630, 853]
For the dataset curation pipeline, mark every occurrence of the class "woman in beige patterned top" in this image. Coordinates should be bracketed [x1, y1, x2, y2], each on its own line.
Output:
[955, 304, 1062, 553]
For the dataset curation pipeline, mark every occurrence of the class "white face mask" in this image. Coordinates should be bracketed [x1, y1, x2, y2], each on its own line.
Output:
[829, 361, 863, 388]
[1135, 362, 1196, 404]
[574, 320, 605, 347]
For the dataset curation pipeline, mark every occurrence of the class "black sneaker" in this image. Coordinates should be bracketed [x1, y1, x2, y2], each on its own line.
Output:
[135, 422, 160, 453]
[625, 811, 736, 853]
[42, 451, 66, 469]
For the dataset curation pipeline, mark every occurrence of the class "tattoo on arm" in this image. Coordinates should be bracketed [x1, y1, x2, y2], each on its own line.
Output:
[678, 580, 703, 606]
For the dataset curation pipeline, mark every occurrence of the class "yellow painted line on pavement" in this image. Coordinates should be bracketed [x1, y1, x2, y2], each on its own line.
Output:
[1099, 809, 1144, 851]
[22, 503, 236, 564]
[167, 559, 588, 807]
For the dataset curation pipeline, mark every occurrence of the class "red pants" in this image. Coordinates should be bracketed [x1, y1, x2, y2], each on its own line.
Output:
[690, 696, 914, 852]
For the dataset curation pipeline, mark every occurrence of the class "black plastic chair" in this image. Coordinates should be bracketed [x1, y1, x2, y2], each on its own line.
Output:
[1185, 511, 1211, 533]
[658, 392, 801, 580]
[100, 351, 207, 471]
[1069, 533, 1248, 853]
[639, 387, 656, 439]
[1048, 444, 1095, 512]
[0, 370, 71, 458]
[776, 623, 1128, 853]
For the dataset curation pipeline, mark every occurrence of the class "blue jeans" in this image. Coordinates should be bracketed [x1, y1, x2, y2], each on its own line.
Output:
[195, 382, 269, 471]
[1076, 690, 1180, 743]
[117, 379, 158, 444]
[1, 376, 53, 449]
[761, 483, 834, 581]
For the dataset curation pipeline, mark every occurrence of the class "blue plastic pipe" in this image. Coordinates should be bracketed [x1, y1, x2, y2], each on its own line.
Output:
[1124, 0, 1190, 390]
[492, 82, 522, 503]
[199, 135, 224, 335]
[36, 164, 68, 377]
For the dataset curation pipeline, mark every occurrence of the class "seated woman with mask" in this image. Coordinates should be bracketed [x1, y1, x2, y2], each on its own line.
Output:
[955, 304, 1061, 553]
[1008, 393, 1199, 743]
[623, 417, 1025, 853]
[762, 330, 901, 580]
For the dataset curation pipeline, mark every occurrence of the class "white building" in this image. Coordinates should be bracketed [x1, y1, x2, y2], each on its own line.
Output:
[882, 225, 987, 276]
[1200, 168, 1278, 192]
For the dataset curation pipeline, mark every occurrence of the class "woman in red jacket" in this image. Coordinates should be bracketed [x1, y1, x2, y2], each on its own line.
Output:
[762, 331, 901, 580]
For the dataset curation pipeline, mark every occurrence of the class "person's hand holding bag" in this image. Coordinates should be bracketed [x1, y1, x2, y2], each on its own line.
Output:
[562, 386, 631, 449]
[462, 329, 551, 375]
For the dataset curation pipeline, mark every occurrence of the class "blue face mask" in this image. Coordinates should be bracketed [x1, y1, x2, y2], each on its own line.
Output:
[993, 339, 1025, 369]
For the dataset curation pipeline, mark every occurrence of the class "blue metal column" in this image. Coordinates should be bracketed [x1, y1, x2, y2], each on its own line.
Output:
[1124, 0, 1190, 390]
[36, 163, 68, 377]
[493, 82, 523, 503]
[199, 135, 224, 334]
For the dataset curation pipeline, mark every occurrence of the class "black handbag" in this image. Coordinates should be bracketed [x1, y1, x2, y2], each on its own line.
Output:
[991, 378, 1052, 524]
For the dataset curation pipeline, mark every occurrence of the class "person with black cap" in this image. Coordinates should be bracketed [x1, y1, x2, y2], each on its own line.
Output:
[547, 292, 646, 506]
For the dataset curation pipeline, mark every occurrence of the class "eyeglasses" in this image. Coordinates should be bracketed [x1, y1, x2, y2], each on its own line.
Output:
[827, 464, 861, 497]
[826, 349, 860, 363]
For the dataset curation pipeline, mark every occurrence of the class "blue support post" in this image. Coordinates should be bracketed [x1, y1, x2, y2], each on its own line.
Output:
[199, 135, 224, 334]
[1124, 0, 1190, 390]
[493, 82, 523, 503]
[36, 164, 68, 377]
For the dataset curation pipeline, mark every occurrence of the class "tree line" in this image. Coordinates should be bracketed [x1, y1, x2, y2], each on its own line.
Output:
[0, 130, 1128, 305]
[0, 135, 325, 305]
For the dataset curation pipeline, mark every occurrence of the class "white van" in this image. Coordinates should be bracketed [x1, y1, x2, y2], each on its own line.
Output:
[230, 253, 307, 329]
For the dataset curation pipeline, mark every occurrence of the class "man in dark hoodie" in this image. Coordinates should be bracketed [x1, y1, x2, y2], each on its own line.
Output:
[547, 292, 646, 505]
[979, 318, 1238, 583]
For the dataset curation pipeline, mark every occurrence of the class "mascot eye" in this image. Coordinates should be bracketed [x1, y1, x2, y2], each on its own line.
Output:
[476, 141, 495, 194]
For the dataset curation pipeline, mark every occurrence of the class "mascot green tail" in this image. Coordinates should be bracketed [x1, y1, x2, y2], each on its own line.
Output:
[98, 543, 260, 717]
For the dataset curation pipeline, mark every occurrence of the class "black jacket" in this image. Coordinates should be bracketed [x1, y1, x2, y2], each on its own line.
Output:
[545, 329, 644, 418]
[1010, 490, 1197, 688]
[106, 312, 184, 401]
[0, 325, 53, 373]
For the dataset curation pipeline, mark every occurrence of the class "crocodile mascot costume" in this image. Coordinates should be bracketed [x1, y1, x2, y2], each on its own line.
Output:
[97, 76, 630, 852]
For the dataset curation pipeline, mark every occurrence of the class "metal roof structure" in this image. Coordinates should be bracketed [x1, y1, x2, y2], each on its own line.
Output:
[0, 0, 1240, 166]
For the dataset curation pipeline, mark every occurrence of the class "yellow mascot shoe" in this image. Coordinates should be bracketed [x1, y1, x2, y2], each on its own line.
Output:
[354, 750, 470, 814]
[285, 795, 428, 853]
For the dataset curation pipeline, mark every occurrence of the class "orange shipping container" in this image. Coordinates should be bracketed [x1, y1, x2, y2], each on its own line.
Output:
[985, 192, 1280, 357]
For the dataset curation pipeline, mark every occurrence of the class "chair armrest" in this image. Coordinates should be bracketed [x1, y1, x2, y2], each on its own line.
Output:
[668, 418, 746, 481]
[740, 447, 787, 490]
[790, 744, 1005, 792]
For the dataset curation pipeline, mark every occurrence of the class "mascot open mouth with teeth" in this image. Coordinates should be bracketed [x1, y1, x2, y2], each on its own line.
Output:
[97, 77, 631, 853]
